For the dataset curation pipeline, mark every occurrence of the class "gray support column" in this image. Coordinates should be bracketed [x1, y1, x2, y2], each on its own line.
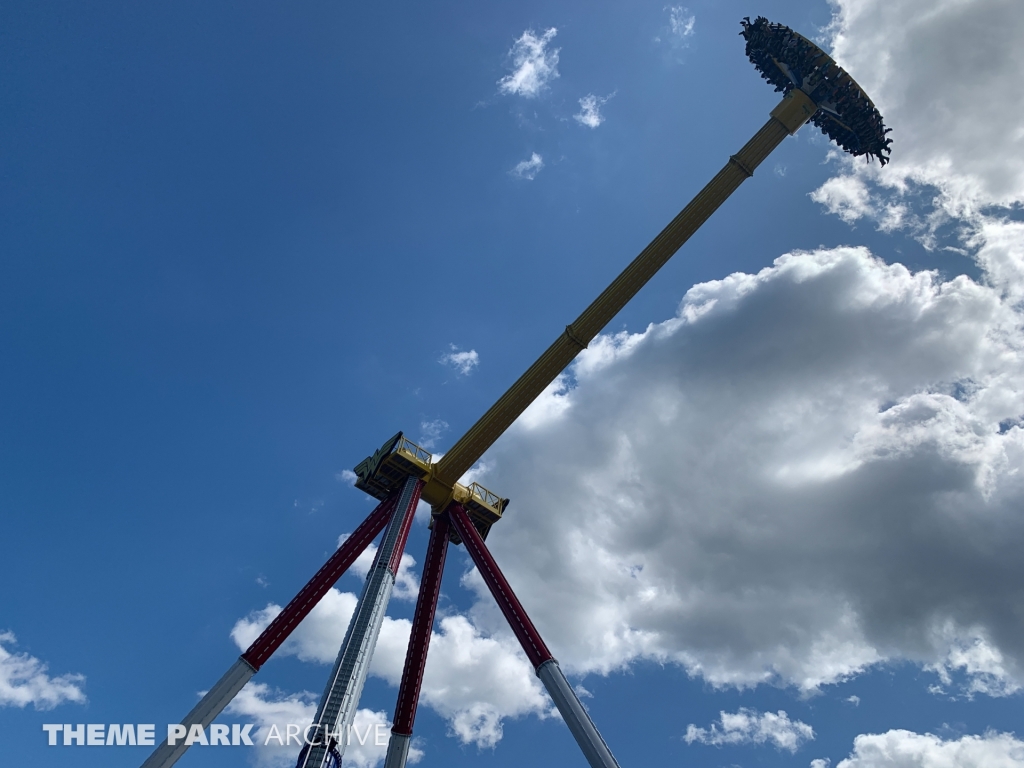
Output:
[299, 476, 423, 768]
[383, 732, 412, 768]
[139, 657, 255, 768]
[536, 659, 622, 768]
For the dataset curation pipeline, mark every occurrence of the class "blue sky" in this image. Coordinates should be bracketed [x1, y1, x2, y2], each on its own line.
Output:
[3, 1, 1024, 767]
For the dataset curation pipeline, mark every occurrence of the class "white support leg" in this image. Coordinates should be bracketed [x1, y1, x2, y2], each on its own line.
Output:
[536, 660, 622, 768]
[139, 657, 255, 768]
[298, 477, 422, 768]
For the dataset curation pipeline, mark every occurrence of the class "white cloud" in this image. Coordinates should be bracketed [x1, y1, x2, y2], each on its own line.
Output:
[0, 631, 86, 710]
[336, 469, 358, 486]
[925, 622, 1021, 698]
[808, 172, 906, 235]
[509, 153, 544, 181]
[441, 345, 480, 374]
[846, 695, 860, 706]
[574, 94, 613, 129]
[418, 419, 448, 450]
[464, 245, 1024, 694]
[498, 28, 559, 99]
[811, 760, 832, 768]
[517, 374, 572, 430]
[967, 217, 1024, 301]
[833, 729, 1024, 767]
[668, 6, 696, 41]
[810, 174, 874, 223]
[826, 0, 1024, 212]
[776, 8, 1024, 699]
[225, 682, 419, 768]
[813, 0, 1024, 293]
[685, 708, 814, 752]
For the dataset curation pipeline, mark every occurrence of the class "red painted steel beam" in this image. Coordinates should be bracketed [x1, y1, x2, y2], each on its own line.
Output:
[448, 505, 622, 768]
[242, 493, 399, 670]
[391, 513, 450, 735]
[448, 504, 553, 668]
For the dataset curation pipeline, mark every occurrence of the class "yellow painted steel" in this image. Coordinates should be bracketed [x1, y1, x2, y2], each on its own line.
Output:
[416, 89, 817, 502]
[352, 433, 508, 530]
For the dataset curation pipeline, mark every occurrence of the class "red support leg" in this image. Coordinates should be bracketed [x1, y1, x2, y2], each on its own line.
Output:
[383, 513, 451, 768]
[448, 505, 552, 668]
[243, 493, 399, 670]
[448, 504, 622, 768]
[140, 493, 399, 768]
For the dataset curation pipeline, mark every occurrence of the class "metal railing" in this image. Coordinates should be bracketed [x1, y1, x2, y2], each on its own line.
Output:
[396, 437, 433, 466]
[468, 482, 503, 514]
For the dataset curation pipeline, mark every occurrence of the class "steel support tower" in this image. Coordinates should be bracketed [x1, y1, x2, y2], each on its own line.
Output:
[139, 18, 888, 768]
[298, 476, 422, 768]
